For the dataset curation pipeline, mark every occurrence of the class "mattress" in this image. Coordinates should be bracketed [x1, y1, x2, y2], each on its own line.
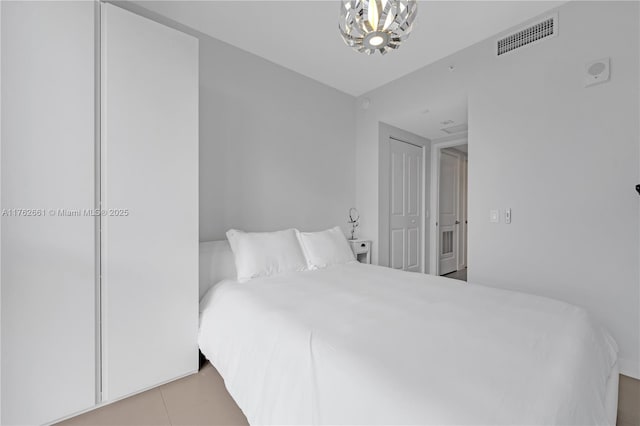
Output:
[199, 263, 618, 425]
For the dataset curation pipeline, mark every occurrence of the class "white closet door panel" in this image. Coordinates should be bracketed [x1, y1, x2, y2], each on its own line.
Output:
[101, 3, 198, 401]
[1, 2, 96, 424]
[389, 139, 422, 272]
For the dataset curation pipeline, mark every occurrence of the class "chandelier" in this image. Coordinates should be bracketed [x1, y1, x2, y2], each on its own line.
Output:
[338, 0, 418, 55]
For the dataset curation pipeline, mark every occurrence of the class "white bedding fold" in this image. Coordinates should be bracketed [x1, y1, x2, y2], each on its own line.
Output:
[199, 263, 617, 425]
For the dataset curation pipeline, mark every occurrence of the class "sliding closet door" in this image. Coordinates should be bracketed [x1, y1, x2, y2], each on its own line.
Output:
[1, 2, 96, 424]
[101, 3, 199, 401]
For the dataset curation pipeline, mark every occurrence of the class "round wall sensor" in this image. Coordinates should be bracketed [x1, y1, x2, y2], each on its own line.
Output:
[584, 57, 610, 87]
[361, 98, 371, 110]
[588, 62, 606, 76]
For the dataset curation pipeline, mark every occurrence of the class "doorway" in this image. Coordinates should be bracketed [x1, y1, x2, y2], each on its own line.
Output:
[430, 141, 468, 279]
[379, 91, 467, 276]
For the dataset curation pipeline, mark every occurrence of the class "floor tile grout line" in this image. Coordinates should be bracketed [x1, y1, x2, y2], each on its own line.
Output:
[159, 389, 174, 426]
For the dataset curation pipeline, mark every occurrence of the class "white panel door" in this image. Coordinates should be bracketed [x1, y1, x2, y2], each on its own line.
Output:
[439, 150, 460, 275]
[101, 3, 199, 401]
[389, 139, 422, 272]
[458, 155, 468, 270]
[1, 2, 96, 424]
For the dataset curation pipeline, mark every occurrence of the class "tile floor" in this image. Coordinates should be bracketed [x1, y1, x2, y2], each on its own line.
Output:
[58, 363, 247, 426]
[58, 361, 639, 426]
[618, 374, 640, 426]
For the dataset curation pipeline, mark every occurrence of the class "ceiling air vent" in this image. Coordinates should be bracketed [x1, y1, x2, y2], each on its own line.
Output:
[497, 13, 558, 56]
[441, 123, 468, 135]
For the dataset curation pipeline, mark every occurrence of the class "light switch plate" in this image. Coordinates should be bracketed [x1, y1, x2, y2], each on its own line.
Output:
[490, 209, 499, 223]
[505, 208, 511, 224]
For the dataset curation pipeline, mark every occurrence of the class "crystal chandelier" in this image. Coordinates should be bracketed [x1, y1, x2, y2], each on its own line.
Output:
[338, 0, 418, 55]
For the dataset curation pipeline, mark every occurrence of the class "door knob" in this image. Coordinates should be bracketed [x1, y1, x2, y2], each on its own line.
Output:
[455, 220, 460, 224]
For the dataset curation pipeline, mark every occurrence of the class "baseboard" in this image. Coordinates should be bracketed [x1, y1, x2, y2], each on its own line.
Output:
[618, 356, 640, 380]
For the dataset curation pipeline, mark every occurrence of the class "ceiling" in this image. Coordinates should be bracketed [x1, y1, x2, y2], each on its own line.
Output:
[133, 0, 566, 96]
[383, 90, 468, 140]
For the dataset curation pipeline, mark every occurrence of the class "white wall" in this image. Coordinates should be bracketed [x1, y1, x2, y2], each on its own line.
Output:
[356, 1, 640, 378]
[198, 36, 356, 240]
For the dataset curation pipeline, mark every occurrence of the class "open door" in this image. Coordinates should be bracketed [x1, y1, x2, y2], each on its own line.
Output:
[439, 149, 460, 275]
[458, 154, 468, 270]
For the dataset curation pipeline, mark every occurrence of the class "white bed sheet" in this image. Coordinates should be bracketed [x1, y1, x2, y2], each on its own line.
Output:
[198, 263, 618, 425]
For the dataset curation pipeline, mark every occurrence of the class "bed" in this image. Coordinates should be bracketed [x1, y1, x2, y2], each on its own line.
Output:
[198, 239, 619, 425]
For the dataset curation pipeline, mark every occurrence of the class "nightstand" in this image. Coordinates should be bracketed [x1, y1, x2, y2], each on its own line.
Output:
[348, 239, 371, 264]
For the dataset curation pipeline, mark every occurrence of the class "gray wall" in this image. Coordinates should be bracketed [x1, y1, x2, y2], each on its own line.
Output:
[356, 1, 640, 378]
[198, 36, 356, 240]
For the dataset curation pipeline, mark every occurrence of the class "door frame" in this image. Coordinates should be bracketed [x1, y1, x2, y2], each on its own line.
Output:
[378, 122, 429, 273]
[429, 136, 468, 276]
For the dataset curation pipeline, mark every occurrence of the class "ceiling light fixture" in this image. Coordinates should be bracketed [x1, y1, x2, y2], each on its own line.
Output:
[339, 0, 418, 55]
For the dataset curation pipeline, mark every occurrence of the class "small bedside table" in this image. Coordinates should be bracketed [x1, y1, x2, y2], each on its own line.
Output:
[348, 239, 371, 264]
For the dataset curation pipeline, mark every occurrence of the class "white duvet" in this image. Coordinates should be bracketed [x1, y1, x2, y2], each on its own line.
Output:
[198, 263, 618, 425]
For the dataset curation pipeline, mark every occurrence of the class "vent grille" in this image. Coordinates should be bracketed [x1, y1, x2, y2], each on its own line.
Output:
[441, 231, 454, 255]
[497, 14, 557, 56]
[441, 123, 468, 135]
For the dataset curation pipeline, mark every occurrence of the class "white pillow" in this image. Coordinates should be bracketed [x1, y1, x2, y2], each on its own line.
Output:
[297, 226, 356, 270]
[226, 228, 308, 282]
